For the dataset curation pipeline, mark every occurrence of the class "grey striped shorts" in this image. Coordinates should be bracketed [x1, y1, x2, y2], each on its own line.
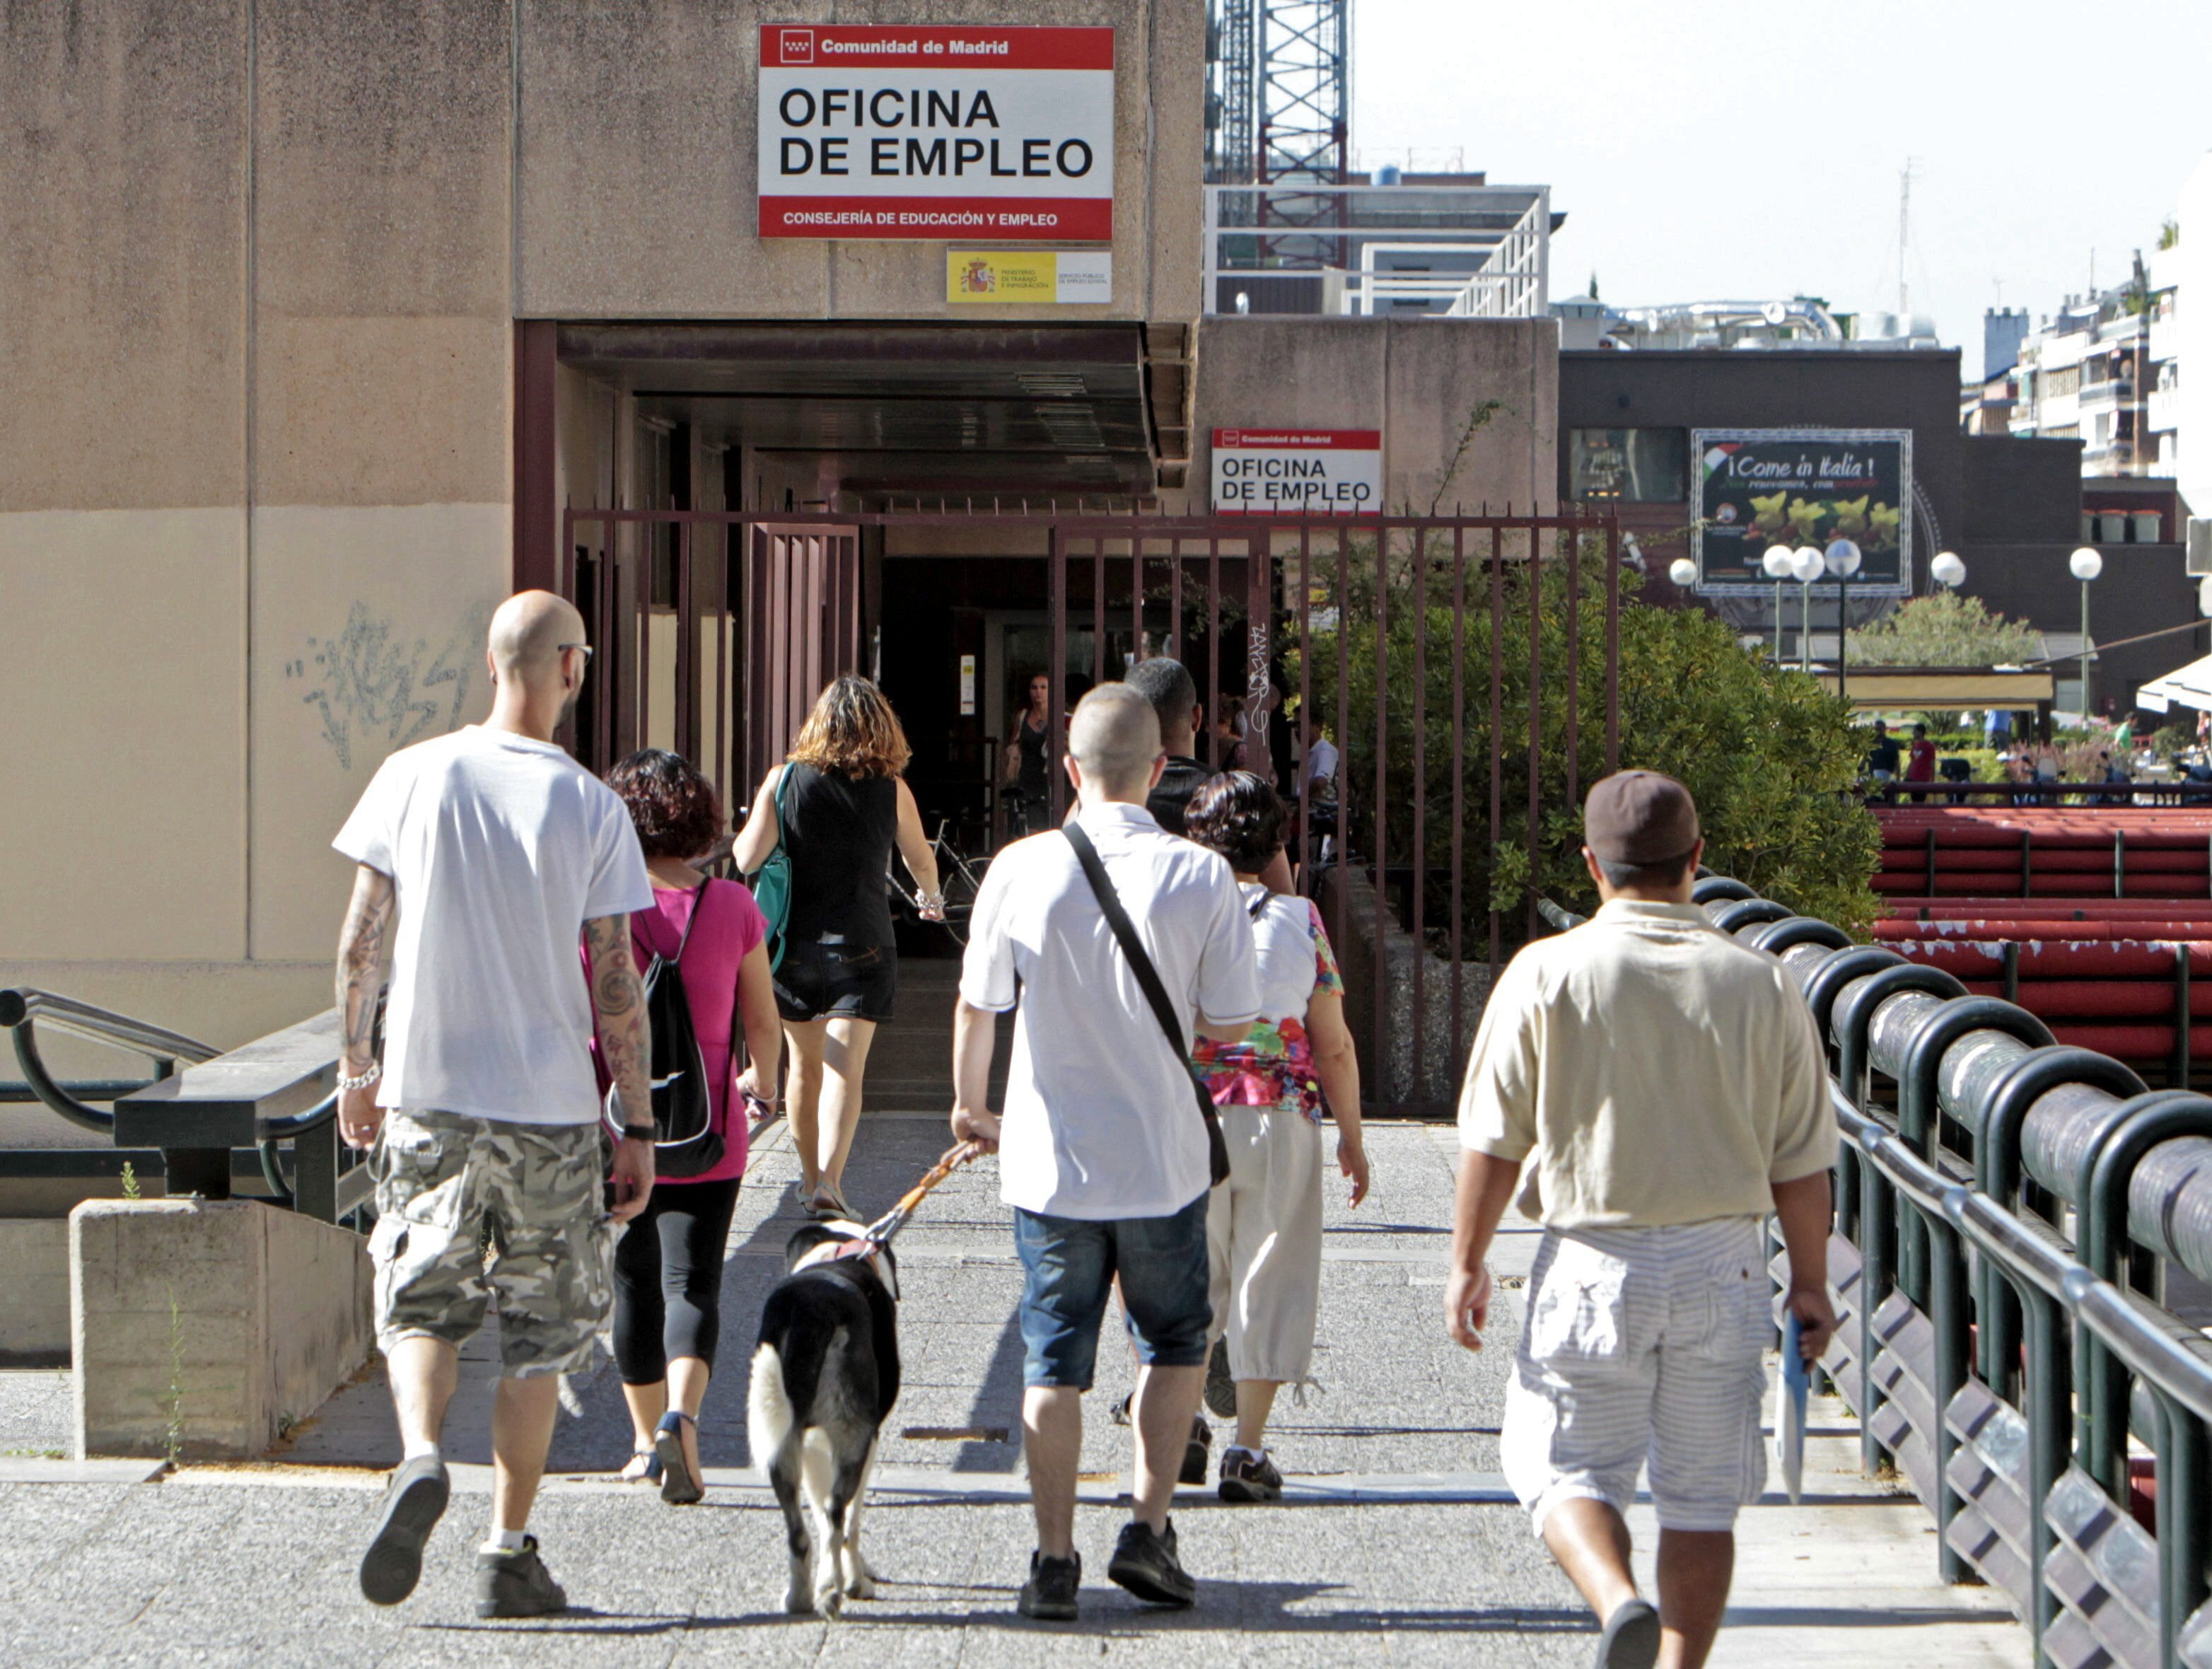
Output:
[1501, 1216, 1770, 1534]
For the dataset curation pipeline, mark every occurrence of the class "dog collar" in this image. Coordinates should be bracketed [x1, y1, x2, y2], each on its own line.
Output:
[793, 1234, 897, 1301]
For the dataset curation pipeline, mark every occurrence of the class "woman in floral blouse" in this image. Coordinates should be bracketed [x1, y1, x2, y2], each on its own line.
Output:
[1183, 772, 1369, 1502]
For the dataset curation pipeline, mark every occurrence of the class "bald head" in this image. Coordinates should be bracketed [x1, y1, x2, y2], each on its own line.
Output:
[489, 591, 584, 683]
[1068, 684, 1163, 801]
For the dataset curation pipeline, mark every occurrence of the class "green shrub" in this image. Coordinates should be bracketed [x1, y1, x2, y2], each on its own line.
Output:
[1293, 549, 1881, 946]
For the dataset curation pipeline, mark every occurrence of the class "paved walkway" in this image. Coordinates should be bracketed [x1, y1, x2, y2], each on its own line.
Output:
[0, 1117, 2025, 1666]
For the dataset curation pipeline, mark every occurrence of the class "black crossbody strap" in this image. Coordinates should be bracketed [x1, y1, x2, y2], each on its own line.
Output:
[1064, 823, 1230, 1185]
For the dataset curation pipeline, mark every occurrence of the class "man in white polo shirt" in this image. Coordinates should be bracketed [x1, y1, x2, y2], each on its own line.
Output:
[951, 684, 1261, 1623]
[1446, 772, 1838, 1669]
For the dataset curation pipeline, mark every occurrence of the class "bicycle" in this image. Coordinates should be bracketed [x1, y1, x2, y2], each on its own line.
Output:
[888, 818, 993, 943]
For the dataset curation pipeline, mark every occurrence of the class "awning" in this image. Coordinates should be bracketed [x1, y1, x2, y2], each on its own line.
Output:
[2136, 653, 2212, 714]
[1812, 668, 2055, 711]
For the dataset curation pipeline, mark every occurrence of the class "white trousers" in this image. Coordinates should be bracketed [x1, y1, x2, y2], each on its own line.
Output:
[1501, 1217, 1770, 1535]
[1204, 1105, 1325, 1385]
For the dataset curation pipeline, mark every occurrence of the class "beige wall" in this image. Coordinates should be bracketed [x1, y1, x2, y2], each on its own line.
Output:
[515, 0, 1202, 324]
[1182, 317, 1561, 516]
[1, 1, 511, 1045]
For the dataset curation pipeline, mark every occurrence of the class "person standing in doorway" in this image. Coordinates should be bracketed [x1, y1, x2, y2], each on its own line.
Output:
[731, 677, 943, 1221]
[1445, 771, 1838, 1669]
[334, 591, 658, 1620]
[599, 750, 784, 1506]
[1003, 671, 1054, 838]
[950, 685, 1262, 1622]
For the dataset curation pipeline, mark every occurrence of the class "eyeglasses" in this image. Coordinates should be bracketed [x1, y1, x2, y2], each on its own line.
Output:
[557, 643, 594, 666]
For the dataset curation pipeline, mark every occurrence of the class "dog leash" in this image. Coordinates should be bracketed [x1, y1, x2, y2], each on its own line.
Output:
[858, 1140, 987, 1248]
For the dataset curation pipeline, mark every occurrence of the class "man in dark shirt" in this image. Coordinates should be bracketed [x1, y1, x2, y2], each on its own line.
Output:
[1126, 658, 1216, 834]
[1865, 719, 1901, 781]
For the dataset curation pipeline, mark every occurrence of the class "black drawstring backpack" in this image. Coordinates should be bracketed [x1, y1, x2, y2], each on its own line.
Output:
[627, 883, 726, 1179]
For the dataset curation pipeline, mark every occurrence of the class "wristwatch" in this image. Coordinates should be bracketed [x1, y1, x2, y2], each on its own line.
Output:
[620, 1124, 658, 1143]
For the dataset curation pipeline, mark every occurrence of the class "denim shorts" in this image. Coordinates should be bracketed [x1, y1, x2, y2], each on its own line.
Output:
[1013, 1191, 1213, 1389]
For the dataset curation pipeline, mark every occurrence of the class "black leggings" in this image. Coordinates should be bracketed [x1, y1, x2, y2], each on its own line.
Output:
[611, 1175, 743, 1385]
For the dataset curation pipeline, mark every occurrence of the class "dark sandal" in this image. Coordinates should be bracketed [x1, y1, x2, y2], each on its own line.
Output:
[619, 1446, 662, 1484]
[654, 1412, 702, 1506]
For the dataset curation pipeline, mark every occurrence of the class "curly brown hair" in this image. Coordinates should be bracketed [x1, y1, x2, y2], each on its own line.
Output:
[607, 749, 725, 859]
[788, 675, 912, 779]
[1182, 770, 1286, 875]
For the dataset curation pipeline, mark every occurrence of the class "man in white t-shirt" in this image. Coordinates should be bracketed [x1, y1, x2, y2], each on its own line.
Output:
[951, 685, 1262, 1623]
[331, 591, 656, 1622]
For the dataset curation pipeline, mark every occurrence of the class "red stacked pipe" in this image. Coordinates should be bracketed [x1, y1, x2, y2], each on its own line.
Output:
[1873, 807, 2212, 1064]
[1874, 806, 2212, 901]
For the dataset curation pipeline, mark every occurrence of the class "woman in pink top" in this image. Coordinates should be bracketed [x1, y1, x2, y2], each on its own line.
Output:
[600, 750, 781, 1504]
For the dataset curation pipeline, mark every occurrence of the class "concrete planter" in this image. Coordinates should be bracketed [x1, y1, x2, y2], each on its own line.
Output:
[71, 1198, 371, 1460]
[1318, 867, 1494, 1114]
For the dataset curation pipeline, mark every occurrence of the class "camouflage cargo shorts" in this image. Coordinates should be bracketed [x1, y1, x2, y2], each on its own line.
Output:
[368, 1108, 614, 1377]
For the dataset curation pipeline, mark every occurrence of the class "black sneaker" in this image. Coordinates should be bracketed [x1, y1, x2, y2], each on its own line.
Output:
[1204, 1339, 1238, 1420]
[475, 1535, 569, 1619]
[359, 1454, 449, 1605]
[1017, 1549, 1081, 1622]
[1107, 1517, 1196, 1608]
[1218, 1444, 1283, 1503]
[1180, 1414, 1212, 1485]
[1595, 1596, 1661, 1669]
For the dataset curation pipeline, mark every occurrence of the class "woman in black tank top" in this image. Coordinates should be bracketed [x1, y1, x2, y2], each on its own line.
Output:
[732, 678, 943, 1219]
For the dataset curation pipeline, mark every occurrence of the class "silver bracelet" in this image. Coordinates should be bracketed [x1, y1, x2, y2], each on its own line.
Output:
[336, 1061, 382, 1093]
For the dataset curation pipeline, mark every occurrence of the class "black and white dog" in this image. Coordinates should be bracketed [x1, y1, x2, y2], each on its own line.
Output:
[747, 1221, 902, 1617]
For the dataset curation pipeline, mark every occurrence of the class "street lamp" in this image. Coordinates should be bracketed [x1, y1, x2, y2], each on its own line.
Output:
[1826, 537, 1863, 703]
[1931, 551, 1967, 590]
[1791, 545, 1827, 673]
[1762, 544, 1794, 659]
[1667, 557, 1699, 590]
[2071, 545, 2103, 718]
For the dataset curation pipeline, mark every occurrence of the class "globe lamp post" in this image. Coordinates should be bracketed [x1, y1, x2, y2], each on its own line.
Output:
[2071, 546, 2103, 718]
[1826, 537, 1862, 704]
[1931, 551, 1966, 591]
[1668, 557, 1699, 591]
[1762, 544, 1794, 660]
[1791, 546, 1825, 673]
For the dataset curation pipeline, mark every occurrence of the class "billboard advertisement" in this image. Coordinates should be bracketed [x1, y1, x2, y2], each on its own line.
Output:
[757, 26, 1115, 240]
[1690, 429, 1912, 595]
[1211, 429, 1382, 515]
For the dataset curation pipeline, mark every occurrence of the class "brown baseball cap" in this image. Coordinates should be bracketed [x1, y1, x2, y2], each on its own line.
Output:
[1584, 770, 1701, 866]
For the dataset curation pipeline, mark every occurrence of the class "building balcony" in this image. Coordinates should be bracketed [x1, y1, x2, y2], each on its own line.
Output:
[2149, 387, 2180, 435]
[2077, 377, 2136, 408]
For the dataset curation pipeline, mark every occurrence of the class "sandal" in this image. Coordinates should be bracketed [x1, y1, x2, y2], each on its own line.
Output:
[654, 1410, 703, 1506]
[805, 1180, 854, 1221]
[619, 1446, 662, 1485]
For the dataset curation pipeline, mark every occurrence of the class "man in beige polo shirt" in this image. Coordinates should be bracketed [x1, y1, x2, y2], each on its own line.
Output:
[1445, 772, 1838, 1669]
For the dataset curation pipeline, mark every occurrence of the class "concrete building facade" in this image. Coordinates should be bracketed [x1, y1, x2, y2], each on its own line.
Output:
[1, 1, 1559, 1055]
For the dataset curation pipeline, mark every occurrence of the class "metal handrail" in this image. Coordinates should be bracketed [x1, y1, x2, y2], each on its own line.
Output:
[0, 987, 217, 1134]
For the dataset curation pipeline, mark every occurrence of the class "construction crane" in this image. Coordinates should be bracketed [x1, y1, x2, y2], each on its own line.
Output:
[1206, 0, 1348, 264]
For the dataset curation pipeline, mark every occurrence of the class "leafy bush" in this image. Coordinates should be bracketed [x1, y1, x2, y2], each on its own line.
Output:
[1292, 548, 1881, 946]
[1846, 591, 2043, 668]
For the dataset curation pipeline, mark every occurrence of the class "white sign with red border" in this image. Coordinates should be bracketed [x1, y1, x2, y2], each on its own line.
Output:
[758, 26, 1114, 240]
[1211, 429, 1382, 516]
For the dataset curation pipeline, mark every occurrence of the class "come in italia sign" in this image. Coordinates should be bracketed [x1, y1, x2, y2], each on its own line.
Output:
[1690, 427, 1913, 595]
[758, 25, 1115, 240]
[1211, 430, 1382, 516]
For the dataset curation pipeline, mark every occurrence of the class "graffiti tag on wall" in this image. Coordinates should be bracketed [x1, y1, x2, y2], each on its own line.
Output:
[286, 604, 488, 771]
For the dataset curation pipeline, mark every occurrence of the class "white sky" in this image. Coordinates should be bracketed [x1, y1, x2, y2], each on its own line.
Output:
[1350, 0, 2212, 378]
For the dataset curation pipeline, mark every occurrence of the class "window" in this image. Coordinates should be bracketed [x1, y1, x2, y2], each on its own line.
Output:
[1567, 428, 1689, 503]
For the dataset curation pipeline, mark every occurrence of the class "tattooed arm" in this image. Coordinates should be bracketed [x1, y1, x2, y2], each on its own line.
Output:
[585, 913, 656, 1223]
[335, 866, 397, 1151]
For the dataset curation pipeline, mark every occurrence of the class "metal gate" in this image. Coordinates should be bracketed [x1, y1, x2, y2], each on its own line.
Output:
[559, 504, 1620, 1115]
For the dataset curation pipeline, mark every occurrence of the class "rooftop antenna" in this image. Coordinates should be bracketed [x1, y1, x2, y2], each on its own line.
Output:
[1897, 158, 1919, 318]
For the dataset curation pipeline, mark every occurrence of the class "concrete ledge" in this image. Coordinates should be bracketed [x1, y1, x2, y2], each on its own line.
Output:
[0, 1219, 71, 1366]
[71, 1198, 371, 1460]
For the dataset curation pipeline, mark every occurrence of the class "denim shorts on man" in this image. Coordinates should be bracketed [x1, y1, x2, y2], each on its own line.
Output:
[1013, 1190, 1212, 1388]
[369, 1108, 614, 1376]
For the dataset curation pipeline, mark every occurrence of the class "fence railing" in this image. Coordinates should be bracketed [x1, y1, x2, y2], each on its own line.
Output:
[1, 990, 368, 1224]
[1561, 878, 2212, 1668]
